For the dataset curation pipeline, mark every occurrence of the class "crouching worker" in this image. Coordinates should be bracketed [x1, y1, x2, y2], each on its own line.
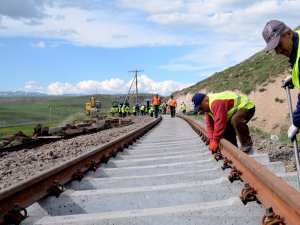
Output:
[192, 91, 255, 153]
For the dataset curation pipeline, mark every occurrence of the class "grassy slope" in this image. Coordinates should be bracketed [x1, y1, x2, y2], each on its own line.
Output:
[173, 51, 290, 96]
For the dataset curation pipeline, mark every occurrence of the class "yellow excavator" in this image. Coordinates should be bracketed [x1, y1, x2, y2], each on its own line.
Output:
[85, 96, 101, 116]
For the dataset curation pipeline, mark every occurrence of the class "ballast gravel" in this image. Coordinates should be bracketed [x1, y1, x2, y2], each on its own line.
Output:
[0, 116, 155, 191]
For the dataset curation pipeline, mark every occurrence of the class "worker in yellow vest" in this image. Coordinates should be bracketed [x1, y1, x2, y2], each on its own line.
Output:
[132, 105, 136, 116]
[110, 106, 116, 117]
[118, 104, 122, 117]
[180, 102, 187, 114]
[192, 91, 255, 153]
[140, 104, 145, 115]
[121, 104, 126, 118]
[262, 20, 300, 141]
[125, 105, 130, 116]
[149, 104, 154, 117]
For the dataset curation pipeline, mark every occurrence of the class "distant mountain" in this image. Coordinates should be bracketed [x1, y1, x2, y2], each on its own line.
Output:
[0, 91, 48, 97]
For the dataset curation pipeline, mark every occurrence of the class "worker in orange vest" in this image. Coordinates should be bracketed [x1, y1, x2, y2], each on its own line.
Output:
[168, 95, 177, 118]
[152, 94, 161, 118]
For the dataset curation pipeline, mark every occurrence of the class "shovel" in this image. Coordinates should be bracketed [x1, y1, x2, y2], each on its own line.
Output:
[282, 75, 300, 189]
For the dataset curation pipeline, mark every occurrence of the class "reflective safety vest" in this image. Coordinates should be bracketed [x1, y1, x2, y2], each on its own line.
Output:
[292, 30, 300, 89]
[181, 104, 186, 111]
[110, 107, 115, 113]
[207, 91, 255, 121]
[153, 96, 161, 106]
[140, 105, 145, 111]
[169, 98, 177, 107]
[132, 106, 136, 112]
[121, 106, 125, 113]
[149, 106, 154, 113]
[125, 105, 130, 112]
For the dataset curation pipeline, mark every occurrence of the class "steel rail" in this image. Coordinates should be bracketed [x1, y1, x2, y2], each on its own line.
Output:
[178, 114, 300, 225]
[0, 117, 161, 225]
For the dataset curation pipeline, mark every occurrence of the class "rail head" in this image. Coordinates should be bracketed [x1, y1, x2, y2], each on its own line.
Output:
[178, 114, 300, 225]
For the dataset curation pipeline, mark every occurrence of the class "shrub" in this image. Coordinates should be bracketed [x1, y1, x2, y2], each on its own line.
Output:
[274, 97, 285, 103]
[259, 88, 267, 92]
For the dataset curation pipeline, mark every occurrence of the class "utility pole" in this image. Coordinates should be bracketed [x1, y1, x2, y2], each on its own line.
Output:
[129, 70, 143, 104]
[49, 104, 52, 123]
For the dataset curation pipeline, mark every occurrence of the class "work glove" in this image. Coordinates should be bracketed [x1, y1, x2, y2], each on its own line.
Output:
[288, 124, 299, 141]
[281, 74, 294, 89]
[209, 139, 219, 152]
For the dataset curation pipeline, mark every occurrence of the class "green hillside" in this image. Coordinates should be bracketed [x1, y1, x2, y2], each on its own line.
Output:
[174, 51, 290, 95]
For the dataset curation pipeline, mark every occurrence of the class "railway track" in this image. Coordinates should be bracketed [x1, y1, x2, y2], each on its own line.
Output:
[1, 115, 299, 225]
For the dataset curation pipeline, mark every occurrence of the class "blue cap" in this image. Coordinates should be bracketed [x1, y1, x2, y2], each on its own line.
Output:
[192, 93, 206, 113]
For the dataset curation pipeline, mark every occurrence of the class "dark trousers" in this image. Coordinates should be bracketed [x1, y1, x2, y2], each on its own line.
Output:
[170, 106, 175, 118]
[223, 107, 255, 147]
[154, 105, 159, 118]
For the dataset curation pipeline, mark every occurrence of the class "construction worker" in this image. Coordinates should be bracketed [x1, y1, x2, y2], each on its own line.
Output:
[118, 104, 122, 117]
[262, 20, 300, 141]
[132, 104, 136, 116]
[181, 102, 187, 114]
[168, 95, 177, 118]
[192, 91, 255, 153]
[125, 104, 130, 116]
[140, 104, 145, 115]
[162, 102, 167, 114]
[121, 104, 126, 118]
[135, 103, 140, 115]
[152, 94, 161, 118]
[110, 106, 116, 117]
[149, 104, 154, 117]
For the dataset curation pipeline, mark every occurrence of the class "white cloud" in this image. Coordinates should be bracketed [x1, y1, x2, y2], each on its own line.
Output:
[47, 82, 75, 95]
[30, 41, 46, 48]
[159, 63, 212, 72]
[125, 74, 191, 96]
[23, 81, 44, 92]
[1, 0, 300, 85]
[118, 0, 183, 13]
[22, 75, 188, 96]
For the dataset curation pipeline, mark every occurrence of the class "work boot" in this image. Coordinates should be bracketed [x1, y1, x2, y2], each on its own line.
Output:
[240, 145, 252, 153]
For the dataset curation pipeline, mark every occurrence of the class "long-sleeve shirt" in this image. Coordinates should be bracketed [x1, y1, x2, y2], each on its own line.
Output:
[205, 99, 234, 142]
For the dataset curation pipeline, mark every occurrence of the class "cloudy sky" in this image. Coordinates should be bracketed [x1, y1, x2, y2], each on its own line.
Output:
[0, 0, 299, 95]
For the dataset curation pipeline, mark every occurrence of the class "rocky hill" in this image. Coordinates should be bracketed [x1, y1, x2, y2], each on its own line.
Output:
[173, 51, 298, 136]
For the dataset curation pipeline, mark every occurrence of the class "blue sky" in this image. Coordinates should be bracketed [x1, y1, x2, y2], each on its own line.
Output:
[0, 0, 299, 95]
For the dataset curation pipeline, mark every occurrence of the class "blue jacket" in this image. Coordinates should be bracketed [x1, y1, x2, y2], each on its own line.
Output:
[290, 32, 300, 126]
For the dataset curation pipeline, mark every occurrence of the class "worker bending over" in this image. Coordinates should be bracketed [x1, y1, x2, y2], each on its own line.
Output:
[192, 91, 255, 153]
